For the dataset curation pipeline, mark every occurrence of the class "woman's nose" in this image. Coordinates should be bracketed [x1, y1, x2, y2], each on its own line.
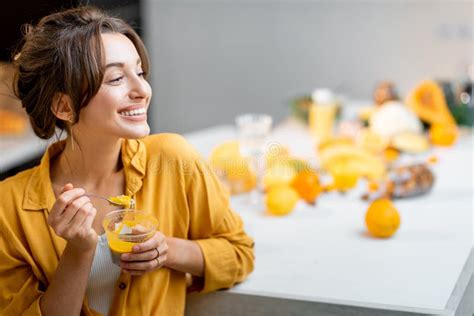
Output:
[129, 75, 151, 100]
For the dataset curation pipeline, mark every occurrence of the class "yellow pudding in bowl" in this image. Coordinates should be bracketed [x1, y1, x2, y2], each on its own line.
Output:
[103, 209, 158, 265]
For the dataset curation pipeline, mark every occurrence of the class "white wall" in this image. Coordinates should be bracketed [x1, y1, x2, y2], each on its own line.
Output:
[143, 0, 473, 134]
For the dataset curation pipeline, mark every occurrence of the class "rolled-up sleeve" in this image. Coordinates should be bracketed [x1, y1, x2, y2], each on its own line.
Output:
[186, 158, 255, 293]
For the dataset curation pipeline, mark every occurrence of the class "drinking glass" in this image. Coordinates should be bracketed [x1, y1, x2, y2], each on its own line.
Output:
[235, 113, 273, 205]
[309, 103, 337, 144]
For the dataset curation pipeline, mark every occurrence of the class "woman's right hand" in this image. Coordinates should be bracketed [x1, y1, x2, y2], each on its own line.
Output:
[48, 183, 98, 251]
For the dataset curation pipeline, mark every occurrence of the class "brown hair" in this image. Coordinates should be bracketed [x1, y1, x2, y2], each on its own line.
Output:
[13, 6, 150, 139]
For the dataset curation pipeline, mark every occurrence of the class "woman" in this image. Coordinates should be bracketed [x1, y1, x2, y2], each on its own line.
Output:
[0, 6, 254, 316]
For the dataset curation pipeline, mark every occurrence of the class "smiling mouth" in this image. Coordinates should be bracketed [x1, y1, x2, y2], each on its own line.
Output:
[119, 108, 147, 116]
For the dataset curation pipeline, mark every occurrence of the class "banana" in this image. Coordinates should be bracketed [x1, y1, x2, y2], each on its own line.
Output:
[319, 144, 386, 180]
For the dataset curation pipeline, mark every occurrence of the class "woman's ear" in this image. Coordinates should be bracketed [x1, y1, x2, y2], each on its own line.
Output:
[51, 93, 75, 122]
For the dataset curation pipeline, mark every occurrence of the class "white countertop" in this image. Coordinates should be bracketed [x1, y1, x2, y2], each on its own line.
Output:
[2, 114, 472, 313]
[184, 121, 474, 314]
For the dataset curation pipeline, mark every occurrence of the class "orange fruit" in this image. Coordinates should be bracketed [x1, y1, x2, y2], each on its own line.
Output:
[383, 147, 400, 163]
[365, 198, 401, 238]
[265, 185, 299, 216]
[291, 171, 321, 204]
[429, 123, 458, 147]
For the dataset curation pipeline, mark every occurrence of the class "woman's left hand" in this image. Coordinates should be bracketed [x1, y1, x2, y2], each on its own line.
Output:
[120, 231, 168, 275]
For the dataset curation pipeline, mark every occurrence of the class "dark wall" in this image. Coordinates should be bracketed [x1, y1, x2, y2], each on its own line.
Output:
[0, 1, 78, 61]
[0, 0, 141, 62]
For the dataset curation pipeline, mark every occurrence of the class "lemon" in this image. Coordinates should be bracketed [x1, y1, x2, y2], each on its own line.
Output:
[330, 164, 360, 191]
[265, 185, 299, 216]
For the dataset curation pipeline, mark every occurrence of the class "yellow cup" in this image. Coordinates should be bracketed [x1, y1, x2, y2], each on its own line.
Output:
[103, 209, 158, 265]
[309, 104, 337, 144]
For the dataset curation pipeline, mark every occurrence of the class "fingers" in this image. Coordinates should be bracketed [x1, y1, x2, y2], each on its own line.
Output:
[66, 197, 94, 227]
[121, 243, 168, 262]
[82, 207, 97, 229]
[62, 196, 91, 223]
[120, 232, 168, 274]
[121, 258, 158, 272]
[61, 183, 74, 193]
[46, 184, 99, 250]
[48, 185, 97, 239]
[49, 187, 86, 221]
[81, 207, 97, 242]
[121, 253, 166, 275]
[132, 232, 166, 253]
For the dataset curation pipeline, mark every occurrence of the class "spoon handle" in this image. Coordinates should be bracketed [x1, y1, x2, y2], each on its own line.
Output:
[85, 194, 123, 207]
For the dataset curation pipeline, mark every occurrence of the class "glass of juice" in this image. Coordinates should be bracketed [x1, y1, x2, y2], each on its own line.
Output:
[103, 209, 158, 266]
[309, 88, 338, 144]
[309, 103, 337, 144]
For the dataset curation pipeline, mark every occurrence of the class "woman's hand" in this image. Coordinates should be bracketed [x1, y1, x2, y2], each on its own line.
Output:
[48, 183, 98, 251]
[120, 231, 168, 275]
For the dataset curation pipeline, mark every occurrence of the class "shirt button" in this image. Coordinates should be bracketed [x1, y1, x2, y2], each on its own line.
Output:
[119, 282, 127, 290]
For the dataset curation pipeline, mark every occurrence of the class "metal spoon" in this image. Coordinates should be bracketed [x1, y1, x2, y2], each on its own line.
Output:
[85, 194, 136, 209]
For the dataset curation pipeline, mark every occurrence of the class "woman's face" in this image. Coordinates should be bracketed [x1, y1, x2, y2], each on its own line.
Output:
[75, 32, 152, 141]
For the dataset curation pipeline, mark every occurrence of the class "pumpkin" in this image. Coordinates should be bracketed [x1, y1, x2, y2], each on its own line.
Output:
[429, 123, 458, 146]
[406, 80, 455, 125]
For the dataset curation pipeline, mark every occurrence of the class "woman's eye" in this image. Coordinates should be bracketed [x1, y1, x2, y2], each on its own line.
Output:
[109, 76, 124, 83]
[138, 71, 146, 77]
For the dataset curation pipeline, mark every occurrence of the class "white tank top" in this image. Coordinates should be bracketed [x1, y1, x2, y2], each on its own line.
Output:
[86, 234, 122, 315]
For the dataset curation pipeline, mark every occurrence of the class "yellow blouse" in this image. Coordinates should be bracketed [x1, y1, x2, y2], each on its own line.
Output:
[0, 134, 255, 315]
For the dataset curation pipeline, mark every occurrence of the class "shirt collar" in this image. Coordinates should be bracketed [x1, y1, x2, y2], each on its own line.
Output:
[22, 138, 147, 211]
[121, 138, 147, 197]
[22, 141, 64, 211]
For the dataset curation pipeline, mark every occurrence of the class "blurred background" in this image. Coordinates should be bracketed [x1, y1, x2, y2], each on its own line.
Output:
[0, 0, 472, 176]
[1, 1, 473, 131]
[143, 0, 473, 133]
